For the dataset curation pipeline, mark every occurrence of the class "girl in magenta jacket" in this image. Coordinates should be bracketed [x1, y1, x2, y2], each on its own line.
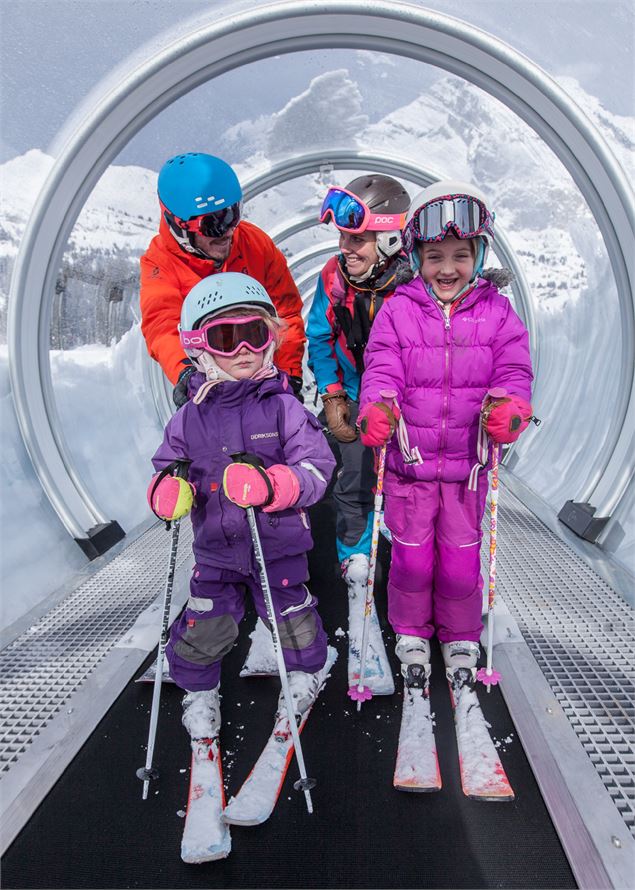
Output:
[357, 181, 535, 688]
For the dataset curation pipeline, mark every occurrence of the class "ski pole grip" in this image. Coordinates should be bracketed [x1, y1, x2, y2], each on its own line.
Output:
[379, 388, 399, 413]
[230, 451, 265, 469]
[174, 459, 192, 479]
[229, 452, 274, 506]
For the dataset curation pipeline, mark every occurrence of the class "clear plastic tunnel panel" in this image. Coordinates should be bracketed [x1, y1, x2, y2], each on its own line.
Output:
[2, 6, 634, 885]
[46, 50, 630, 580]
[2, 2, 633, 628]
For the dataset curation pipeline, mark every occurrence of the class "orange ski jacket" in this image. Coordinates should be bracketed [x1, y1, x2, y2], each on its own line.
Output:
[140, 217, 305, 385]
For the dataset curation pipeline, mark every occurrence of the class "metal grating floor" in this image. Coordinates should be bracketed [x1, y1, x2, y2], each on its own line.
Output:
[490, 486, 635, 838]
[0, 521, 193, 775]
[1, 489, 633, 848]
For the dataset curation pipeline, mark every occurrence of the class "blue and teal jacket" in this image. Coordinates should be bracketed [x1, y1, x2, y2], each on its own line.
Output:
[307, 254, 412, 401]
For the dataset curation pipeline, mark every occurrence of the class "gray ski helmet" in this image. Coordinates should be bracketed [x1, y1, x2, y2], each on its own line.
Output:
[346, 174, 410, 258]
[345, 174, 410, 216]
[180, 273, 277, 332]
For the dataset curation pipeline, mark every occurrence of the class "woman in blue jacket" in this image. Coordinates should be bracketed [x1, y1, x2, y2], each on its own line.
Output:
[307, 174, 412, 695]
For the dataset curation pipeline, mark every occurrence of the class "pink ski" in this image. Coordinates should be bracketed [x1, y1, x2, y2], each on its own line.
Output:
[394, 679, 442, 792]
[449, 678, 514, 801]
[181, 737, 231, 863]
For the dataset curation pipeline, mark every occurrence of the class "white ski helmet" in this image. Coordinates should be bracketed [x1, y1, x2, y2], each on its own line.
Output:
[179, 273, 279, 381]
[404, 180, 495, 277]
[180, 272, 277, 333]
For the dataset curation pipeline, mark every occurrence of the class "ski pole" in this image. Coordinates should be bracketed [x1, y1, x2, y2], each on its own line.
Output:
[137, 459, 191, 799]
[348, 442, 387, 709]
[348, 388, 396, 709]
[231, 453, 316, 814]
[477, 444, 501, 691]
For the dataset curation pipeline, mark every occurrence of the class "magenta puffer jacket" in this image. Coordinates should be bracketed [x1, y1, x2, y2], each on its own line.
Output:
[360, 275, 533, 487]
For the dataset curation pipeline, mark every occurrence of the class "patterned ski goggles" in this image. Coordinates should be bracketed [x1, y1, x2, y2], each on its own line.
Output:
[319, 187, 406, 234]
[162, 201, 241, 238]
[180, 315, 272, 357]
[403, 194, 494, 253]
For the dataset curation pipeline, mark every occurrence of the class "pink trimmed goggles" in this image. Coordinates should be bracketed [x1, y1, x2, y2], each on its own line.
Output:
[180, 315, 273, 357]
[403, 194, 494, 253]
[319, 187, 406, 234]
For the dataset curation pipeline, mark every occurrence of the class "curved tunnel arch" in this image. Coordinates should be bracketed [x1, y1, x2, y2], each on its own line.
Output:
[7, 0, 634, 551]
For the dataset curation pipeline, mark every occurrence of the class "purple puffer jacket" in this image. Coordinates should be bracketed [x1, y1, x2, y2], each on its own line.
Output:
[152, 375, 336, 571]
[360, 275, 533, 487]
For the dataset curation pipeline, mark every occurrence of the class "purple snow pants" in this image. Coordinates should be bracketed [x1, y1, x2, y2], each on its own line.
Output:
[166, 554, 328, 691]
[383, 475, 489, 643]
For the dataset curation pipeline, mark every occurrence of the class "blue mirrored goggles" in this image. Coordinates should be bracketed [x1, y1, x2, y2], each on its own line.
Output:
[404, 195, 494, 252]
[319, 187, 406, 233]
[319, 188, 368, 232]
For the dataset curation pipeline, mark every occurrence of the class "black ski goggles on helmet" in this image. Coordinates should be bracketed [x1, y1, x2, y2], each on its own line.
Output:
[403, 194, 494, 253]
[163, 201, 242, 239]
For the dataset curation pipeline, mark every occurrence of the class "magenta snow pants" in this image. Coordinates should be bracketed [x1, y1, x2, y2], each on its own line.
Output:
[383, 474, 489, 643]
[166, 555, 328, 691]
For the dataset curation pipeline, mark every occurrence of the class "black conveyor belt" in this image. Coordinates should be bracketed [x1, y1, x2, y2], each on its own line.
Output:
[2, 499, 576, 889]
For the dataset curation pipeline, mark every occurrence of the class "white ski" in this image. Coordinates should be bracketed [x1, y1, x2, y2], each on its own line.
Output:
[222, 647, 337, 826]
[393, 670, 442, 792]
[181, 737, 231, 863]
[449, 672, 514, 801]
[348, 587, 394, 696]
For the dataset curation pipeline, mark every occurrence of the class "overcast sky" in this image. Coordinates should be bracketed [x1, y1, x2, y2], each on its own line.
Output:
[1, 0, 633, 168]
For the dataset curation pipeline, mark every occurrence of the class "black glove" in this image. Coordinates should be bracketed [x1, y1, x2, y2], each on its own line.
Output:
[173, 365, 196, 408]
[288, 375, 304, 403]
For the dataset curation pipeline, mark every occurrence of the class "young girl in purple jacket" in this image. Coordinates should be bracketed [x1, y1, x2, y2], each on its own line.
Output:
[357, 182, 534, 689]
[147, 272, 335, 743]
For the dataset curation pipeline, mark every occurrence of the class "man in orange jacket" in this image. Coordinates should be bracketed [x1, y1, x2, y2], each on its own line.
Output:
[140, 152, 306, 406]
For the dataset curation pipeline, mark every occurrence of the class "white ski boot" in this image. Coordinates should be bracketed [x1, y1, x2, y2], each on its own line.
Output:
[277, 670, 322, 722]
[343, 553, 394, 696]
[395, 634, 431, 689]
[182, 687, 221, 741]
[240, 617, 277, 677]
[441, 640, 480, 688]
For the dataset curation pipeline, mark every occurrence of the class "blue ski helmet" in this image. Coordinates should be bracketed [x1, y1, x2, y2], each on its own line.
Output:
[180, 273, 277, 333]
[158, 153, 242, 221]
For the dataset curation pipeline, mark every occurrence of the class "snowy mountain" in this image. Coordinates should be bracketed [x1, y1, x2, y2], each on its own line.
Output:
[1, 69, 633, 346]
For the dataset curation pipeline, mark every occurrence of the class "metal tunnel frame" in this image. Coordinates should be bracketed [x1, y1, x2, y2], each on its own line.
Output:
[8, 0, 635, 552]
[86, 150, 542, 441]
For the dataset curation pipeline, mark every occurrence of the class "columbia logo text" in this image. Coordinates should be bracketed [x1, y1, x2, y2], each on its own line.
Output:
[462, 317, 486, 323]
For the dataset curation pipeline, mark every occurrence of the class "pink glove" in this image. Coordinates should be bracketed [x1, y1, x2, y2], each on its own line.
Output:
[147, 473, 195, 521]
[223, 462, 271, 507]
[262, 465, 300, 512]
[223, 463, 300, 511]
[358, 401, 401, 447]
[483, 393, 533, 443]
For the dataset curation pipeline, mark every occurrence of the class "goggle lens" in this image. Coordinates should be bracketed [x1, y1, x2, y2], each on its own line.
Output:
[205, 317, 270, 354]
[319, 188, 368, 232]
[180, 316, 272, 357]
[196, 202, 241, 238]
[409, 195, 492, 243]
